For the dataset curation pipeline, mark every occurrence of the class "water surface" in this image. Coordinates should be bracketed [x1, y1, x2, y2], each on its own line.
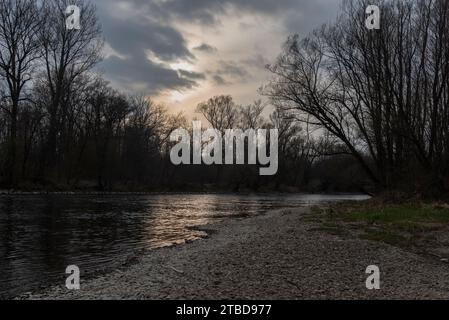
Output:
[0, 193, 369, 298]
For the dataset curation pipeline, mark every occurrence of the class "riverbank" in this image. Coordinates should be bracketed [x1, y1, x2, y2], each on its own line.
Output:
[26, 205, 449, 300]
[309, 200, 449, 262]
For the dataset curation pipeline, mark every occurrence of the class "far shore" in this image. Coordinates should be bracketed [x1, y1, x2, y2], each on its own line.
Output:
[25, 205, 449, 300]
[0, 190, 369, 196]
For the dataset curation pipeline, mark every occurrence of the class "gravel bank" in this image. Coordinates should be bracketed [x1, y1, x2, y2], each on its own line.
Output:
[28, 207, 449, 299]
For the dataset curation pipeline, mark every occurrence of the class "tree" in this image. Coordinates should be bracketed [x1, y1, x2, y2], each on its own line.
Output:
[0, 0, 43, 186]
[240, 99, 266, 129]
[40, 0, 102, 172]
[270, 106, 313, 188]
[196, 95, 240, 130]
[265, 0, 449, 195]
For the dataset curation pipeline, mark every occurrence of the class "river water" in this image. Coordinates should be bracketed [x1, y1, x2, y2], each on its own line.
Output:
[0, 193, 369, 298]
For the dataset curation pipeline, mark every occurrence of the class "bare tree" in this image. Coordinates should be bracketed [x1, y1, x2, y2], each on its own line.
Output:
[40, 0, 103, 170]
[0, 0, 43, 185]
[196, 95, 240, 130]
[240, 99, 266, 129]
[84, 79, 128, 189]
[266, 0, 449, 195]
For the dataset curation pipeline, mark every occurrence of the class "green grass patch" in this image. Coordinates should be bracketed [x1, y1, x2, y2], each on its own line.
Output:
[361, 227, 410, 246]
[311, 201, 449, 250]
[339, 205, 449, 225]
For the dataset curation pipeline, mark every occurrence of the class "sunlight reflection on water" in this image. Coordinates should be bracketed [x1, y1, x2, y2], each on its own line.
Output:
[0, 193, 369, 298]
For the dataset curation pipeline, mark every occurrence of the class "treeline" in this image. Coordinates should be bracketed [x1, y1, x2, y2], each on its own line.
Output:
[0, 0, 183, 190]
[0, 0, 371, 192]
[266, 0, 449, 198]
[191, 95, 370, 193]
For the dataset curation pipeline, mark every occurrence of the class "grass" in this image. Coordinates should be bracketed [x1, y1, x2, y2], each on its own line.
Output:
[308, 200, 449, 250]
[339, 205, 449, 225]
[361, 228, 410, 247]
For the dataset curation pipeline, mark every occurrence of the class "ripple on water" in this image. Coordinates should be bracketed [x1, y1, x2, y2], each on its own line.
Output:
[0, 193, 370, 298]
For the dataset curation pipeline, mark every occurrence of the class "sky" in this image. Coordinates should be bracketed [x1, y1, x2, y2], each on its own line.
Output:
[94, 0, 340, 116]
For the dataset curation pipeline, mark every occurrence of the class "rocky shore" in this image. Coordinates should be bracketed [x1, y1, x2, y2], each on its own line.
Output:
[27, 207, 449, 300]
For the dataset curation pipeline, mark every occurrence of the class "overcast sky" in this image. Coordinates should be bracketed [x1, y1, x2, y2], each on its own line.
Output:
[94, 0, 340, 115]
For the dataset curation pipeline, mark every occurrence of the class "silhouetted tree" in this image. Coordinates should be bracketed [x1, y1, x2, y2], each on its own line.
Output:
[266, 0, 449, 196]
[39, 0, 102, 175]
[0, 0, 43, 185]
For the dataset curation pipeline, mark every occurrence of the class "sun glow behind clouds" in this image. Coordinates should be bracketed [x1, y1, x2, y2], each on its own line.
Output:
[146, 49, 196, 73]
[169, 61, 200, 103]
[154, 10, 286, 116]
[169, 91, 187, 103]
[96, 0, 339, 116]
[145, 49, 199, 103]
[169, 61, 195, 72]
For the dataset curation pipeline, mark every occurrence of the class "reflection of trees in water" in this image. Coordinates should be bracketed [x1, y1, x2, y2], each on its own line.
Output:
[0, 193, 369, 298]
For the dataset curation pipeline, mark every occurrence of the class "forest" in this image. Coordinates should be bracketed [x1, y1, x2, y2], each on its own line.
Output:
[1, 0, 448, 198]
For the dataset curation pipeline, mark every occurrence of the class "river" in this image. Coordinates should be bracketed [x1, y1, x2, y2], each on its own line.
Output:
[0, 193, 369, 298]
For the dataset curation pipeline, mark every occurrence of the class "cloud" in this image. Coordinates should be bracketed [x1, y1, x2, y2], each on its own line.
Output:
[95, 1, 201, 95]
[212, 75, 229, 86]
[241, 54, 271, 70]
[100, 55, 198, 94]
[93, 0, 340, 101]
[215, 60, 251, 81]
[144, 0, 338, 27]
[193, 43, 218, 53]
[178, 70, 207, 80]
